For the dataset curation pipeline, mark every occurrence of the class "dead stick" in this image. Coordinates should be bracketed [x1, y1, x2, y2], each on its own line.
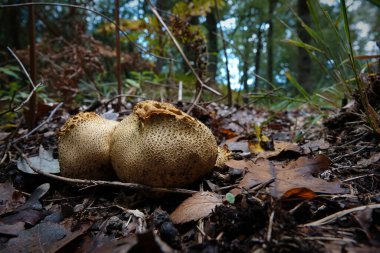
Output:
[7, 47, 36, 88]
[301, 203, 380, 227]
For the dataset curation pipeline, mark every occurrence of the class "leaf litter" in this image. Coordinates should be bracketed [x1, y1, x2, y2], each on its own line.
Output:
[1, 102, 380, 252]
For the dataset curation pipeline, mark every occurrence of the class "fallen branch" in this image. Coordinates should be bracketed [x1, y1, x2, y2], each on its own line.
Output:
[15, 146, 197, 195]
[301, 203, 380, 227]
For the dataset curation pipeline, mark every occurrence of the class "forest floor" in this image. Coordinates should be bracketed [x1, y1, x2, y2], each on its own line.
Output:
[0, 98, 379, 253]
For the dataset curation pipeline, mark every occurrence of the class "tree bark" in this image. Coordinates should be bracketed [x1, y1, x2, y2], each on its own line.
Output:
[206, 10, 218, 84]
[297, 0, 312, 91]
[27, 2, 37, 130]
[253, 25, 263, 93]
[266, 0, 277, 85]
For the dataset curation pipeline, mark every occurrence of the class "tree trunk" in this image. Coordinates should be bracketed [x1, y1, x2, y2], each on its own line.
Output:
[0, 0, 22, 50]
[241, 59, 249, 104]
[155, 0, 173, 73]
[253, 25, 263, 92]
[266, 0, 277, 86]
[206, 10, 218, 84]
[297, 0, 312, 91]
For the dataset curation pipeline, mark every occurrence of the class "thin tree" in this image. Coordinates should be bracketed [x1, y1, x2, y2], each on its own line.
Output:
[215, 0, 232, 106]
[115, 0, 122, 111]
[28, 1, 37, 129]
[297, 0, 312, 91]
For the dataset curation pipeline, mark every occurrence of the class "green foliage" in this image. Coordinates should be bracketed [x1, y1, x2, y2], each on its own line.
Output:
[173, 0, 225, 18]
[225, 192, 235, 204]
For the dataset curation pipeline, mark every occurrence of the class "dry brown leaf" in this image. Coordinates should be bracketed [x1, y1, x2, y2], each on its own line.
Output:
[286, 154, 331, 173]
[0, 183, 26, 215]
[301, 139, 330, 154]
[225, 159, 255, 171]
[256, 140, 301, 158]
[1, 222, 69, 253]
[170, 192, 223, 224]
[357, 152, 380, 166]
[228, 155, 345, 197]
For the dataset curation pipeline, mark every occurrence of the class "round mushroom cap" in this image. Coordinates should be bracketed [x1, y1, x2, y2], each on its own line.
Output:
[58, 112, 119, 180]
[110, 100, 218, 187]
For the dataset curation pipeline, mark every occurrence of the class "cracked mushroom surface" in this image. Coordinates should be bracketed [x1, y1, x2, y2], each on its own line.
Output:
[58, 112, 119, 180]
[110, 101, 218, 187]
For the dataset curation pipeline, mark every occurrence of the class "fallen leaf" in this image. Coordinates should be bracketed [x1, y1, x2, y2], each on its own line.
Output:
[0, 184, 50, 226]
[0, 132, 10, 142]
[227, 140, 250, 153]
[219, 128, 238, 138]
[17, 145, 60, 174]
[46, 222, 93, 253]
[0, 221, 25, 236]
[282, 187, 317, 199]
[229, 155, 345, 198]
[0, 183, 26, 215]
[286, 154, 331, 174]
[170, 192, 223, 224]
[229, 158, 273, 196]
[256, 140, 301, 159]
[301, 139, 330, 154]
[0, 222, 69, 253]
[225, 159, 255, 171]
[353, 207, 373, 240]
[222, 135, 243, 145]
[357, 152, 380, 166]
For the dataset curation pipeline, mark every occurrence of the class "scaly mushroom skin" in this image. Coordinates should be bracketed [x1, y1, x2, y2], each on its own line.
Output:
[110, 101, 218, 187]
[58, 112, 119, 180]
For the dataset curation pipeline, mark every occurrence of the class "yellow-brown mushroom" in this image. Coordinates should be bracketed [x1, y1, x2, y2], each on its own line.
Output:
[58, 112, 119, 180]
[110, 101, 218, 187]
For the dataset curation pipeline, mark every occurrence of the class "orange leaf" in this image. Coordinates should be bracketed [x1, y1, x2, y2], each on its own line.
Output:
[282, 187, 317, 199]
[228, 155, 345, 198]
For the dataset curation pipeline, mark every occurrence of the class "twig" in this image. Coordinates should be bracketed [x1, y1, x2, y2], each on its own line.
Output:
[302, 236, 356, 243]
[14, 146, 197, 195]
[301, 203, 380, 227]
[251, 178, 275, 193]
[331, 146, 367, 162]
[7, 47, 35, 88]
[266, 210, 275, 242]
[0, 2, 174, 62]
[0, 48, 44, 117]
[11, 102, 64, 145]
[13, 83, 43, 112]
[0, 84, 42, 116]
[342, 174, 375, 182]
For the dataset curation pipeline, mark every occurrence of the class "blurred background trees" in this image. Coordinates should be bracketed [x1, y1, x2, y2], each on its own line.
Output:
[0, 0, 379, 119]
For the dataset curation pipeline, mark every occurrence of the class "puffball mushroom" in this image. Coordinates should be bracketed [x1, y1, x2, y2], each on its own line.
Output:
[58, 112, 119, 180]
[110, 100, 218, 187]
